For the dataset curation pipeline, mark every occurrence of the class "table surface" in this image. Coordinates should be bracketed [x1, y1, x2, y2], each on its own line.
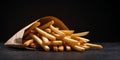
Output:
[0, 42, 120, 60]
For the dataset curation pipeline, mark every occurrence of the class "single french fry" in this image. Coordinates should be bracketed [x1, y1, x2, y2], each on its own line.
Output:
[72, 45, 85, 52]
[41, 36, 50, 45]
[82, 45, 90, 50]
[71, 31, 89, 37]
[24, 22, 40, 37]
[50, 41, 63, 46]
[79, 37, 90, 42]
[65, 45, 71, 51]
[39, 20, 54, 29]
[35, 27, 56, 41]
[50, 25, 65, 38]
[29, 33, 50, 51]
[86, 43, 103, 49]
[71, 35, 90, 43]
[60, 30, 74, 36]
[52, 34, 61, 39]
[58, 45, 64, 52]
[23, 39, 34, 47]
[63, 36, 80, 46]
[44, 28, 52, 33]
[53, 46, 58, 52]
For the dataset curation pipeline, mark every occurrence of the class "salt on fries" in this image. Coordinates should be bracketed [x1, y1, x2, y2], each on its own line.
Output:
[23, 20, 103, 52]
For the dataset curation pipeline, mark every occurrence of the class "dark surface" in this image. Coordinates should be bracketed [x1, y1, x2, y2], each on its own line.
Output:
[0, 42, 120, 60]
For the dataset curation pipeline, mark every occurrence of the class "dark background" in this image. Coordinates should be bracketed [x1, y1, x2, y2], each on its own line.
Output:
[0, 0, 119, 42]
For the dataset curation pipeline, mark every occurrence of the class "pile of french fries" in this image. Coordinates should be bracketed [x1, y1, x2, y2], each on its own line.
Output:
[23, 20, 103, 52]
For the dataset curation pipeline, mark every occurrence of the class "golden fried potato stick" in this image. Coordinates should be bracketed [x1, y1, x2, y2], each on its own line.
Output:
[50, 41, 63, 46]
[23, 39, 34, 47]
[49, 25, 65, 37]
[60, 30, 74, 36]
[39, 20, 54, 29]
[82, 45, 90, 50]
[44, 28, 52, 33]
[72, 45, 85, 52]
[52, 34, 61, 39]
[41, 36, 50, 45]
[53, 46, 58, 52]
[71, 35, 90, 43]
[63, 36, 80, 46]
[79, 37, 90, 42]
[29, 33, 50, 51]
[86, 43, 103, 49]
[65, 45, 71, 51]
[24, 22, 40, 37]
[58, 45, 64, 52]
[71, 31, 89, 37]
[35, 27, 56, 41]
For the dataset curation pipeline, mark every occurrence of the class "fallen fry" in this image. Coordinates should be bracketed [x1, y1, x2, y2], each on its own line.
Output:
[23, 39, 34, 47]
[24, 22, 40, 37]
[35, 27, 56, 41]
[86, 43, 103, 49]
[39, 20, 54, 29]
[29, 33, 50, 51]
[71, 31, 89, 37]
[50, 25, 65, 38]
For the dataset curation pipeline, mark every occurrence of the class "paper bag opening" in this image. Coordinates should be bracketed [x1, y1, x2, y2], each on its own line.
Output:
[4, 16, 68, 48]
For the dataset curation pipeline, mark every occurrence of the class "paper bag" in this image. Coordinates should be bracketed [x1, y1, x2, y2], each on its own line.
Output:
[4, 16, 69, 48]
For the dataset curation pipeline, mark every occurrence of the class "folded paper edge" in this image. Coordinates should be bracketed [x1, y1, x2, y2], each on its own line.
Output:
[4, 19, 40, 48]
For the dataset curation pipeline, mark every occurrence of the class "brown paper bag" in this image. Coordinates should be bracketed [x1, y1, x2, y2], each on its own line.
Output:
[4, 16, 69, 49]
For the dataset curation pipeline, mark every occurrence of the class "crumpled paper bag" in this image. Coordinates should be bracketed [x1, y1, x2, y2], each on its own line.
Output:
[4, 16, 68, 49]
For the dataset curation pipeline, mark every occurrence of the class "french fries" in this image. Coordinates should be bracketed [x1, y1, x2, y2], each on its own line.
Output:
[41, 36, 50, 45]
[23, 39, 34, 47]
[63, 36, 80, 46]
[39, 20, 54, 29]
[35, 27, 56, 41]
[24, 22, 40, 37]
[49, 25, 65, 38]
[71, 31, 89, 37]
[23, 18, 103, 52]
[29, 33, 50, 51]
[86, 43, 103, 49]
